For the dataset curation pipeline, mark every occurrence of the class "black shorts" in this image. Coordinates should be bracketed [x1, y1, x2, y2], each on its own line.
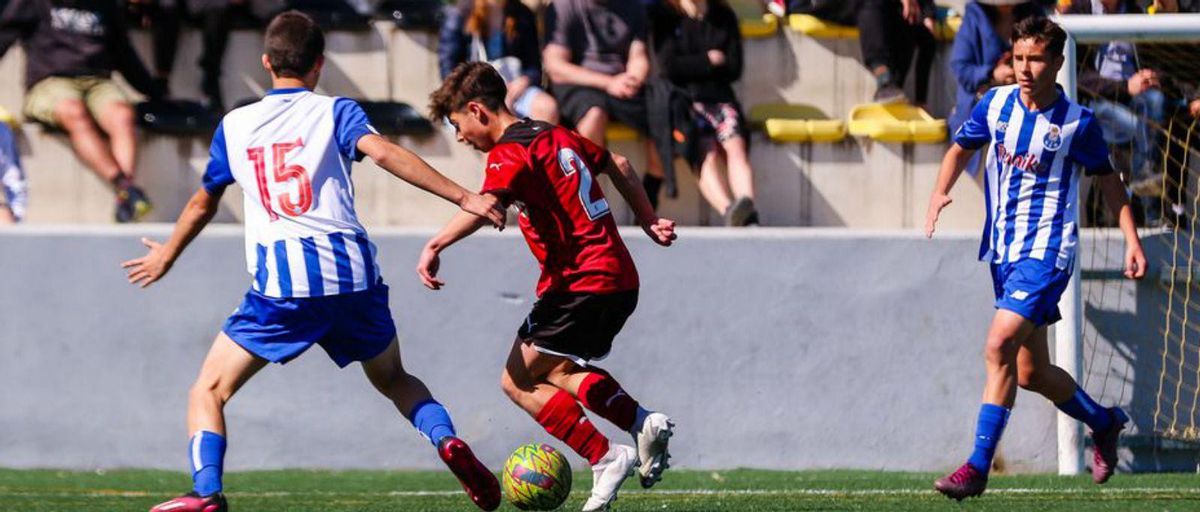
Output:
[517, 290, 639, 365]
[553, 84, 651, 134]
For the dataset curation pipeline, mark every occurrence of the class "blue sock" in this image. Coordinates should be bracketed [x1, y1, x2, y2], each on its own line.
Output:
[1056, 386, 1113, 433]
[410, 399, 457, 447]
[967, 404, 1011, 475]
[189, 431, 226, 497]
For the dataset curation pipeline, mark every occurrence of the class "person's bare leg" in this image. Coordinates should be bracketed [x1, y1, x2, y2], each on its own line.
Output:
[696, 147, 733, 214]
[187, 332, 268, 436]
[360, 338, 436, 418]
[54, 100, 122, 183]
[982, 309, 1038, 408]
[643, 138, 664, 179]
[95, 101, 138, 180]
[576, 107, 609, 147]
[529, 91, 560, 125]
[365, 338, 500, 510]
[721, 136, 756, 201]
[1016, 327, 1076, 403]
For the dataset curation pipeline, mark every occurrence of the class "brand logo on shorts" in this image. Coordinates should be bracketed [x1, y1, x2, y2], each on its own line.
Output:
[1010, 290, 1030, 301]
[488, 163, 504, 172]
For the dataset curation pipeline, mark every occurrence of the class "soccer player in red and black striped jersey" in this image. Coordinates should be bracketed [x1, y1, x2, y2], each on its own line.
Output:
[423, 62, 677, 511]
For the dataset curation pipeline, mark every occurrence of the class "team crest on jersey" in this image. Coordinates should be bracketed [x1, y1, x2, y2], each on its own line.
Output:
[1043, 125, 1063, 151]
[995, 121, 1008, 135]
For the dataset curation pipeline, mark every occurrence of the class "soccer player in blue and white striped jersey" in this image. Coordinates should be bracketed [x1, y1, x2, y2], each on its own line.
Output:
[925, 17, 1146, 501]
[122, 11, 506, 512]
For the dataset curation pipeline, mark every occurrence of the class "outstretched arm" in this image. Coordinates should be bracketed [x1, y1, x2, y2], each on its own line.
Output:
[122, 187, 221, 287]
[357, 134, 505, 227]
[925, 143, 976, 238]
[1097, 173, 1147, 279]
[416, 201, 501, 290]
[602, 152, 676, 246]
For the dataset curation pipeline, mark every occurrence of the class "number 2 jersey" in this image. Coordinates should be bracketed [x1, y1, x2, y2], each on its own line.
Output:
[201, 88, 381, 298]
[481, 120, 639, 297]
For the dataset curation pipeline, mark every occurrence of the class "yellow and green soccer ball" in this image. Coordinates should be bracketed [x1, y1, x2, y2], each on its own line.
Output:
[502, 443, 572, 510]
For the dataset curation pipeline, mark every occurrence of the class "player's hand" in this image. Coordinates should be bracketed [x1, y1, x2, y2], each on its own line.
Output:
[1125, 244, 1148, 280]
[121, 237, 171, 288]
[643, 217, 677, 246]
[1188, 98, 1200, 119]
[460, 193, 506, 230]
[924, 193, 953, 239]
[416, 245, 445, 290]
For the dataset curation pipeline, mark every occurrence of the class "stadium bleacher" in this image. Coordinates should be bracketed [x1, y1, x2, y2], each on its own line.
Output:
[0, 2, 986, 229]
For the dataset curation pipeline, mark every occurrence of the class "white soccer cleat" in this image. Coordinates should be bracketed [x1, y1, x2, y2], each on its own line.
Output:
[634, 412, 674, 488]
[581, 444, 637, 512]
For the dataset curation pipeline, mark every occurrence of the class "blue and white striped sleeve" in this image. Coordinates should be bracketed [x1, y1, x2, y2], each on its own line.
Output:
[333, 98, 379, 162]
[202, 121, 234, 196]
[952, 88, 997, 150]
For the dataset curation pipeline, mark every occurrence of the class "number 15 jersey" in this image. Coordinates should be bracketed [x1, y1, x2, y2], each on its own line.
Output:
[202, 88, 381, 299]
[481, 120, 639, 297]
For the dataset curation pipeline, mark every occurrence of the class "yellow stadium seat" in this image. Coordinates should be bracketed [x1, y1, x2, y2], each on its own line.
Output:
[726, 0, 778, 39]
[0, 106, 16, 130]
[848, 102, 946, 143]
[748, 103, 847, 143]
[787, 14, 858, 38]
[935, 15, 961, 41]
[605, 123, 640, 143]
[741, 14, 780, 39]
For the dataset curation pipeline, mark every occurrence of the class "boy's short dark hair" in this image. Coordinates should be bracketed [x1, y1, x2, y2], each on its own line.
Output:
[429, 62, 508, 121]
[1012, 17, 1067, 57]
[264, 11, 325, 79]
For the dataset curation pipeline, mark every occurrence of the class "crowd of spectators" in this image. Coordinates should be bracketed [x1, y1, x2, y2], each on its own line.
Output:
[0, 0, 1196, 227]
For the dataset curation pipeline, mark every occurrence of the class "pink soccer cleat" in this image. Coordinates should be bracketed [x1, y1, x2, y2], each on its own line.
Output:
[148, 491, 227, 512]
[438, 436, 501, 511]
[1091, 407, 1130, 484]
[934, 463, 988, 501]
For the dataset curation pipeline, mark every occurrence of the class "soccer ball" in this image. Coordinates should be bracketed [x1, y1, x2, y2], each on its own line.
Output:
[502, 443, 572, 510]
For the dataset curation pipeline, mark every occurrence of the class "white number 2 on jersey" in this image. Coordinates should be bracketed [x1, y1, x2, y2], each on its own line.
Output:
[557, 148, 610, 221]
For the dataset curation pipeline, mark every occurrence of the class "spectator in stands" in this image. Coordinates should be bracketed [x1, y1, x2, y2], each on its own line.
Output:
[790, 0, 937, 104]
[0, 121, 27, 224]
[438, 0, 559, 123]
[1063, 0, 1166, 215]
[0, 0, 164, 222]
[543, 0, 651, 145]
[127, 0, 265, 114]
[1144, 0, 1200, 11]
[652, 0, 758, 225]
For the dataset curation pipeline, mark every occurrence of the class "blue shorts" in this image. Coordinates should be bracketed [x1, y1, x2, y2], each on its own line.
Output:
[223, 285, 397, 368]
[990, 258, 1071, 327]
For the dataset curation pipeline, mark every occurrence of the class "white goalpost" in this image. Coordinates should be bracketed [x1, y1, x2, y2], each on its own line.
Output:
[1054, 12, 1200, 476]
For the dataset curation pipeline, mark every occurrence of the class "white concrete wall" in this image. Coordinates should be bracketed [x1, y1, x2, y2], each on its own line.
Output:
[1, 227, 1070, 472]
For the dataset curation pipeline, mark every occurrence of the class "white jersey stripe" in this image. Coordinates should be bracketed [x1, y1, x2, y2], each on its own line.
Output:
[993, 102, 1027, 261]
[1006, 113, 1051, 261]
[1030, 104, 1082, 260]
[344, 235, 367, 293]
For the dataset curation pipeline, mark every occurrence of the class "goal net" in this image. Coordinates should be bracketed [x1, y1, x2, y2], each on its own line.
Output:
[1060, 13, 1200, 472]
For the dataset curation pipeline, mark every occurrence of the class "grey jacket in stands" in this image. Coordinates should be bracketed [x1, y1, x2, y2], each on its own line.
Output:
[0, 0, 161, 97]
